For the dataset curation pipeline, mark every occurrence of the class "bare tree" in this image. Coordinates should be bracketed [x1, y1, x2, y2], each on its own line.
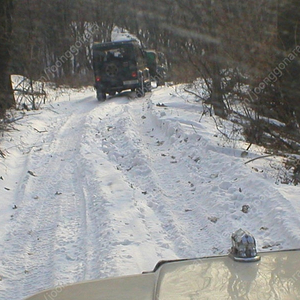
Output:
[277, 0, 300, 128]
[0, 0, 15, 118]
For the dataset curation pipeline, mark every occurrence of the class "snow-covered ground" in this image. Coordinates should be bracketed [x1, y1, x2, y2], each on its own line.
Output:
[0, 84, 300, 300]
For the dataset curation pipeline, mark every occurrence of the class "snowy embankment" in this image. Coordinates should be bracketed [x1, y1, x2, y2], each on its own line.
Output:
[0, 85, 300, 299]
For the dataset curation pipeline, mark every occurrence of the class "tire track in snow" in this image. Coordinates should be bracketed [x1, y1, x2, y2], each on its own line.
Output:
[89, 97, 203, 262]
[97, 95, 300, 263]
[2, 89, 300, 299]
[80, 96, 180, 275]
[0, 96, 102, 299]
[117, 99, 211, 258]
[131, 96, 300, 255]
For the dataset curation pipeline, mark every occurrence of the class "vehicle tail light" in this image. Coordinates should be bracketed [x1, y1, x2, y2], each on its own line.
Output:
[131, 71, 137, 78]
[96, 76, 101, 82]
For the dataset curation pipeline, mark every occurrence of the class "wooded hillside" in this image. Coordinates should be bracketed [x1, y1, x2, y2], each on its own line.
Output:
[1, 0, 300, 152]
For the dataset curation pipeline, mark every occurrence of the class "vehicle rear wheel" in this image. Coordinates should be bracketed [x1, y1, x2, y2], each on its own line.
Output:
[97, 90, 106, 101]
[144, 81, 152, 92]
[136, 72, 145, 97]
[136, 86, 145, 97]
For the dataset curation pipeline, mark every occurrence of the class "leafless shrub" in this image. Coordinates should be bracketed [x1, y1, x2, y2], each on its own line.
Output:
[284, 156, 300, 185]
[13, 77, 46, 111]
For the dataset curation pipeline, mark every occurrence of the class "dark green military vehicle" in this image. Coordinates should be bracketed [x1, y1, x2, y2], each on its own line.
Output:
[144, 50, 168, 86]
[92, 40, 151, 100]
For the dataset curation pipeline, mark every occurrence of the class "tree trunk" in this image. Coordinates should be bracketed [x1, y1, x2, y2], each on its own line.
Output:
[0, 0, 15, 118]
[207, 0, 227, 118]
[277, 0, 300, 127]
[210, 67, 227, 118]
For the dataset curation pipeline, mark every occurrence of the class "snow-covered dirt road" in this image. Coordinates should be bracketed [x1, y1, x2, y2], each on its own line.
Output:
[1, 86, 300, 299]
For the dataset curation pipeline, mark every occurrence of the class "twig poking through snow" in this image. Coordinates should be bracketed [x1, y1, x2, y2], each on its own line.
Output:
[0, 150, 5, 158]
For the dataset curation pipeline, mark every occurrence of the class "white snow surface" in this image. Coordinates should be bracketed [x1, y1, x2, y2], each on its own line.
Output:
[0, 84, 300, 299]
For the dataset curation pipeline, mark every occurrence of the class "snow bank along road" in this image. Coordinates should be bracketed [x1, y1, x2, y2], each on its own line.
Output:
[1, 87, 300, 299]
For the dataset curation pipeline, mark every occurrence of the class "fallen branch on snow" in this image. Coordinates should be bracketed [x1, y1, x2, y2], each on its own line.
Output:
[244, 154, 274, 165]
